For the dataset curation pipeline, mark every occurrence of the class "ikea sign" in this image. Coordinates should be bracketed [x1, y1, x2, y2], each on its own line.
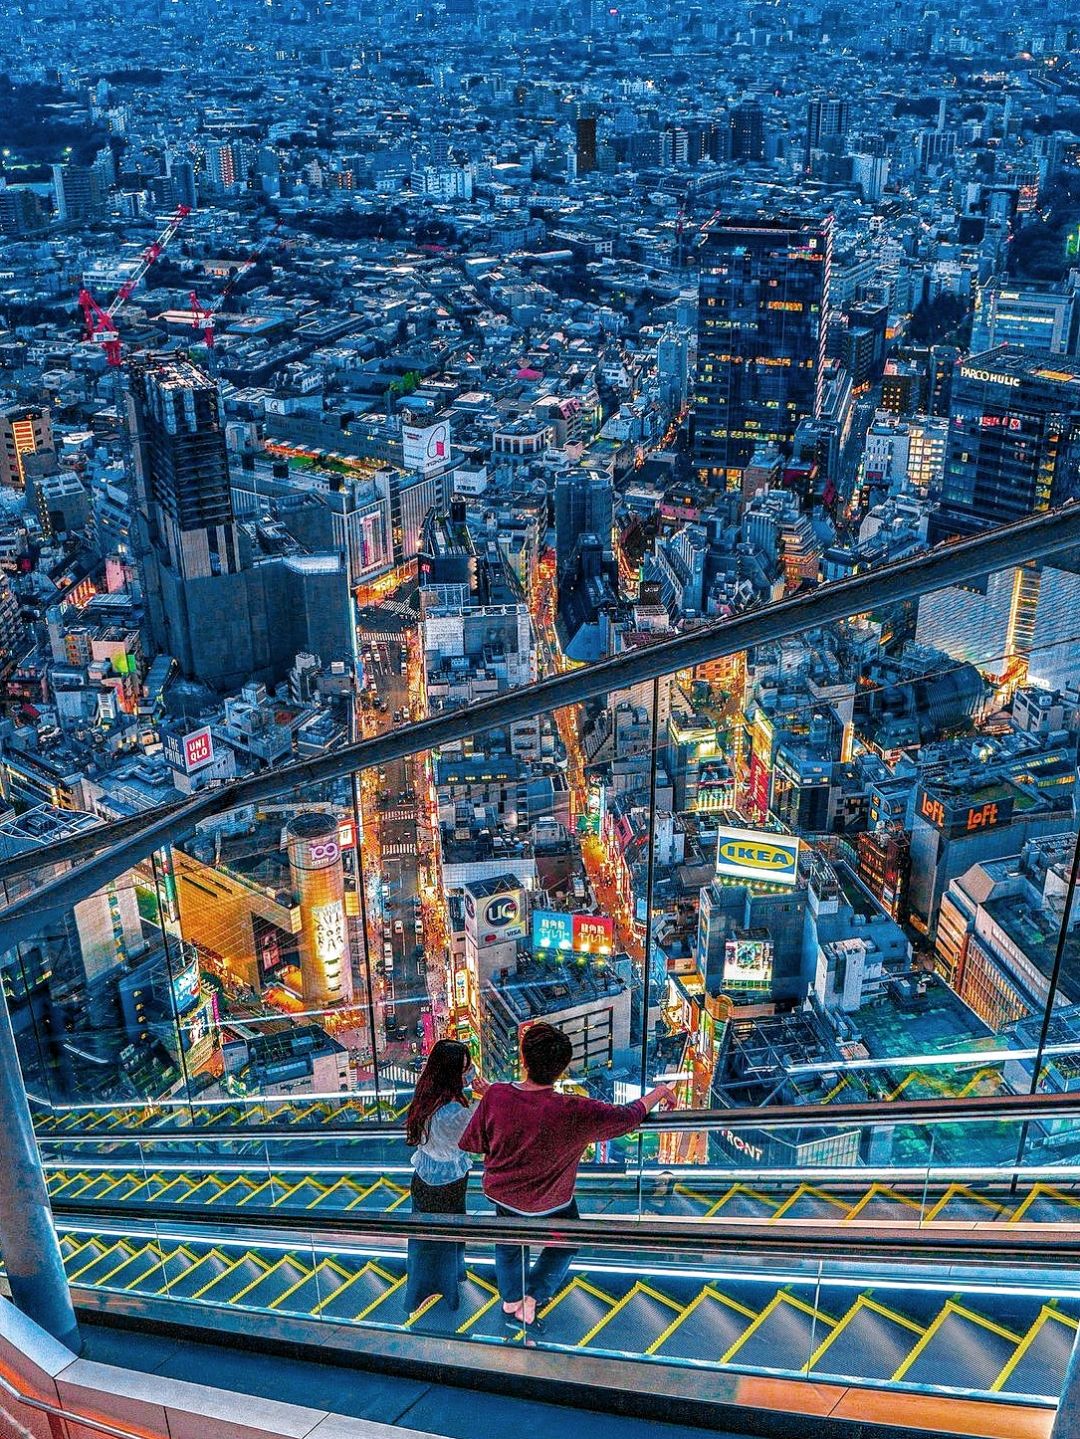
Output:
[715, 827, 800, 887]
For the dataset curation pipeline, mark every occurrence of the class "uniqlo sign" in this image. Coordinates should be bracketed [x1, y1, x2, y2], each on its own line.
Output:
[183, 726, 215, 773]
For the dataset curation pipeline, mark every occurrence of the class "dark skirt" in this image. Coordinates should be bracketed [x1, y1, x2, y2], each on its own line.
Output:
[405, 1171, 468, 1315]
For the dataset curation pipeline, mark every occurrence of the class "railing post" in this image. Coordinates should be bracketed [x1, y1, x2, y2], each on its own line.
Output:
[0, 987, 80, 1351]
[1053, 1325, 1080, 1439]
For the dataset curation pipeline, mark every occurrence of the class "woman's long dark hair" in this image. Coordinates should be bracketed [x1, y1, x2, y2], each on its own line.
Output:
[405, 1039, 471, 1146]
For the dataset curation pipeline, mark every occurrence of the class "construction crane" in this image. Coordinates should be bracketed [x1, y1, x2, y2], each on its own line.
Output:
[188, 219, 284, 356]
[77, 203, 191, 366]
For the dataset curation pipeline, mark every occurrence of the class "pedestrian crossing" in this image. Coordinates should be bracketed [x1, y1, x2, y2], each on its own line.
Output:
[380, 808, 416, 822]
[381, 843, 415, 857]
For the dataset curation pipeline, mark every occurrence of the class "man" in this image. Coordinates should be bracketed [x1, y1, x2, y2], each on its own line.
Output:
[460, 1022, 677, 1329]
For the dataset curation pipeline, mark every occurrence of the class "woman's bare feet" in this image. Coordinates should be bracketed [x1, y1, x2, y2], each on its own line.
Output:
[502, 1296, 537, 1324]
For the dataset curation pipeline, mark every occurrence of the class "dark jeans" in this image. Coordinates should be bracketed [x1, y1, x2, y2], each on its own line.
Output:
[494, 1198, 579, 1307]
[405, 1172, 469, 1315]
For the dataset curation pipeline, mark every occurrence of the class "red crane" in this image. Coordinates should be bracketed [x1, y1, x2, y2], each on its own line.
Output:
[77, 203, 191, 366]
[188, 219, 284, 352]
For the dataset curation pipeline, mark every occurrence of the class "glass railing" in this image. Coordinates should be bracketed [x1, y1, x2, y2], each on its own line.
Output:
[46, 1204, 1080, 1425]
[2, 507, 1079, 1150]
[33, 1094, 1080, 1234]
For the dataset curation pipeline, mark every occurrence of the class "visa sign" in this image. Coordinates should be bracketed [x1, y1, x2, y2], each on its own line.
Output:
[715, 827, 800, 886]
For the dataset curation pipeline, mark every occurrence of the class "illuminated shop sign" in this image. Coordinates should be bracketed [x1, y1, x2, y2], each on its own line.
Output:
[572, 913, 614, 955]
[715, 827, 800, 886]
[722, 936, 774, 991]
[532, 911, 614, 956]
[917, 788, 1014, 837]
[533, 910, 573, 952]
[960, 367, 1020, 387]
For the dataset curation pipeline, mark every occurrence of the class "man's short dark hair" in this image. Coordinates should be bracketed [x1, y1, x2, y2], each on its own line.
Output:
[521, 1023, 573, 1084]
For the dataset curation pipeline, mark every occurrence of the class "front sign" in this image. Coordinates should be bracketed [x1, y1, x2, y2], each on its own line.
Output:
[402, 419, 451, 475]
[715, 826, 800, 886]
[572, 913, 614, 955]
[533, 910, 573, 952]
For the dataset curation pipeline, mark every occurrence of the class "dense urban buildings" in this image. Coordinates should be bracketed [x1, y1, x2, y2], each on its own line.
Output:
[2, 0, 1080, 1421]
[2, 0, 1080, 1427]
[0, 0, 1079, 1118]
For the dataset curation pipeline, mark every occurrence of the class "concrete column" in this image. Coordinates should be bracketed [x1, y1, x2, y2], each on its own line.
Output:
[0, 987, 80, 1351]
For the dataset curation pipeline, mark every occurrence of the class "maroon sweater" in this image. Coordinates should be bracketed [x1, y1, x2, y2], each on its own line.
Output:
[459, 1082, 648, 1213]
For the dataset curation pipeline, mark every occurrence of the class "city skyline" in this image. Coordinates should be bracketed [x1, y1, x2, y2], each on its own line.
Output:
[0, 0, 1079, 1135]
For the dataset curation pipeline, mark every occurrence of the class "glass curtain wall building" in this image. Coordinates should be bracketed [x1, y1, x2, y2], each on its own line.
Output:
[691, 216, 832, 486]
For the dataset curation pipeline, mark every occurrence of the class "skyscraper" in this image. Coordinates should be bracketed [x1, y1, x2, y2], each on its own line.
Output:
[691, 215, 832, 485]
[0, 572, 25, 678]
[805, 97, 850, 171]
[129, 358, 353, 690]
[930, 348, 1080, 542]
[0, 405, 54, 491]
[575, 115, 597, 176]
[129, 358, 239, 583]
[729, 101, 765, 162]
[970, 280, 1080, 357]
[0, 187, 46, 237]
[51, 164, 106, 224]
[203, 140, 238, 191]
[554, 466, 614, 581]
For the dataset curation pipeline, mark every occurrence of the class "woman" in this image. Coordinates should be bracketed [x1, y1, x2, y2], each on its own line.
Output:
[404, 1038, 485, 1316]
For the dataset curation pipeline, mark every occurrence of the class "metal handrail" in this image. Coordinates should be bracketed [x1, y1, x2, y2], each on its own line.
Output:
[0, 1364, 155, 1439]
[48, 1200, 1080, 1268]
[29, 1086, 1080, 1144]
[3, 504, 1080, 947]
[37, 1155, 1080, 1185]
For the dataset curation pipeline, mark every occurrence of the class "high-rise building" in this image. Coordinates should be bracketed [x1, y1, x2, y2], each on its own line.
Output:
[691, 215, 832, 484]
[805, 97, 850, 171]
[129, 359, 350, 690]
[0, 405, 54, 491]
[203, 140, 238, 191]
[166, 154, 198, 209]
[575, 115, 597, 176]
[51, 163, 106, 224]
[729, 101, 765, 162]
[0, 572, 25, 678]
[554, 466, 614, 580]
[971, 280, 1080, 357]
[286, 814, 354, 1008]
[930, 348, 1080, 541]
[0, 187, 45, 237]
[129, 359, 239, 584]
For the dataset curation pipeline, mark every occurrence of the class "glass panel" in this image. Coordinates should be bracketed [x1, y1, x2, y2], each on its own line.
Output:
[1, 855, 178, 1111]
[643, 551, 1080, 1150]
[48, 1209, 1080, 1409]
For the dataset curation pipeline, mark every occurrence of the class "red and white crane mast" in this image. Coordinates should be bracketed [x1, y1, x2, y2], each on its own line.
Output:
[77, 202, 191, 366]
